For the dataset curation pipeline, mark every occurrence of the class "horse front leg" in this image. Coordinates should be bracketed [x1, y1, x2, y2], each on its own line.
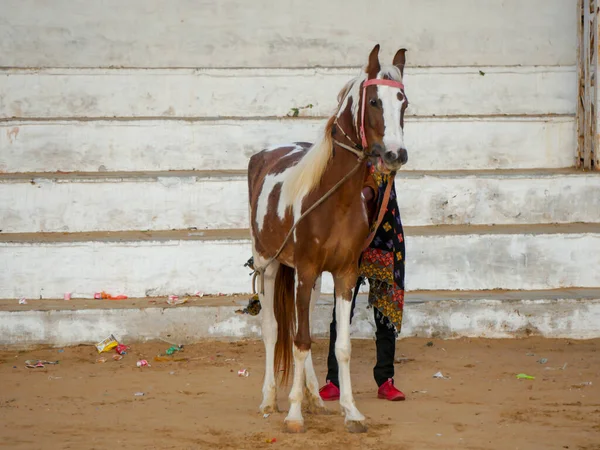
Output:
[334, 272, 367, 433]
[284, 269, 316, 433]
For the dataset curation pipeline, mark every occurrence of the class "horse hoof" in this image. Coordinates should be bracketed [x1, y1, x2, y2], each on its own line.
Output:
[285, 420, 306, 433]
[260, 404, 278, 414]
[346, 420, 368, 433]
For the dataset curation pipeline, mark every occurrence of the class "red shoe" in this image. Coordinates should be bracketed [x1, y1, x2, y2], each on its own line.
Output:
[377, 378, 406, 401]
[319, 381, 340, 401]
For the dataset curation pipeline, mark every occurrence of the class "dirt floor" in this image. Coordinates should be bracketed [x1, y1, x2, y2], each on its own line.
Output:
[0, 338, 599, 450]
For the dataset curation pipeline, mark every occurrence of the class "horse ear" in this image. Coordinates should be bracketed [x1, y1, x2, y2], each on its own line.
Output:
[366, 44, 381, 78]
[393, 48, 407, 77]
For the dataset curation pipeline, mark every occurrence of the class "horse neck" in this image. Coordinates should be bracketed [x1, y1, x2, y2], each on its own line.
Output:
[319, 112, 367, 203]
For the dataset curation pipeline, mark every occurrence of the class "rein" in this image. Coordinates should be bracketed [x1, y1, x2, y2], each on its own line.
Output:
[251, 77, 403, 294]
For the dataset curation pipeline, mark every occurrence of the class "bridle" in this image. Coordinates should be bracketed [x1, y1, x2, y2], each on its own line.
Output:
[331, 77, 405, 253]
[333, 77, 405, 159]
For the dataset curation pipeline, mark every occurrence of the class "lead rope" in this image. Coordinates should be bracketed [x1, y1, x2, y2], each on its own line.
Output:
[361, 172, 395, 252]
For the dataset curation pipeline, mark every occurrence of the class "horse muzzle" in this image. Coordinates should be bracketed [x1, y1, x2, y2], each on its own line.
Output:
[371, 144, 408, 172]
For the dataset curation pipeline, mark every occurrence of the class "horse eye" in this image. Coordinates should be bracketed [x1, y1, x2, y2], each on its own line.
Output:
[369, 98, 378, 107]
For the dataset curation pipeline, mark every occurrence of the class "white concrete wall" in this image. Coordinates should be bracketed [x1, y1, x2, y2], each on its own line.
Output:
[2, 172, 599, 233]
[1, 229, 599, 299]
[0, 0, 576, 68]
[0, 118, 575, 173]
[0, 1, 577, 178]
[0, 67, 575, 119]
[3, 296, 600, 348]
[0, 0, 587, 308]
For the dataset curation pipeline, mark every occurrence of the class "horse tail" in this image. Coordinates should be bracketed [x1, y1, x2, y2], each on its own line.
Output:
[273, 264, 296, 385]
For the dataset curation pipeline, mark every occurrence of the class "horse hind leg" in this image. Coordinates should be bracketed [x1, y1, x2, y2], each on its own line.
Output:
[257, 257, 280, 414]
[303, 276, 330, 415]
[284, 269, 316, 433]
[284, 344, 309, 433]
[303, 351, 331, 415]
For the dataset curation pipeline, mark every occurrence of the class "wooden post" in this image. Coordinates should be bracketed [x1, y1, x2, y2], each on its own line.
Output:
[596, 2, 600, 169]
[577, 0, 599, 170]
[577, 0, 585, 168]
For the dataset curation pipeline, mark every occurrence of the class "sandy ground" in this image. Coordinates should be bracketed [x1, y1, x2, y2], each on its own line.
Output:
[0, 338, 599, 450]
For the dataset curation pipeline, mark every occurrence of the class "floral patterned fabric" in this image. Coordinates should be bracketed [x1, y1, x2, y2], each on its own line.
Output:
[358, 164, 406, 335]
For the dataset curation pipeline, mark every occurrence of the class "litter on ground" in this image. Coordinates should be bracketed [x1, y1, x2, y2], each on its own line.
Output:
[433, 371, 450, 379]
[516, 373, 535, 380]
[25, 360, 59, 369]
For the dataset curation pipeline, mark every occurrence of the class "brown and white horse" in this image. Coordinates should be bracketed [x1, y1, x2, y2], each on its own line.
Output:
[247, 44, 409, 433]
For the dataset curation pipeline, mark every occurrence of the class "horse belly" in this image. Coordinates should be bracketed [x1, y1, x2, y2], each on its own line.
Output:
[318, 208, 369, 273]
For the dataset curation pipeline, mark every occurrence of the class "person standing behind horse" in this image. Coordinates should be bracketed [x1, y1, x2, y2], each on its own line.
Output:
[319, 160, 406, 402]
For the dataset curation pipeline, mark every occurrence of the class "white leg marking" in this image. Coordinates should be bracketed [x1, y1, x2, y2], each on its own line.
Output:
[335, 292, 365, 424]
[257, 258, 279, 413]
[304, 351, 321, 402]
[304, 277, 324, 408]
[285, 345, 309, 426]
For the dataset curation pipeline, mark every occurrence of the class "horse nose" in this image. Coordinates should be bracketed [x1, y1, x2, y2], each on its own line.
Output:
[372, 143, 385, 156]
[383, 148, 408, 165]
[398, 148, 408, 165]
[384, 151, 398, 162]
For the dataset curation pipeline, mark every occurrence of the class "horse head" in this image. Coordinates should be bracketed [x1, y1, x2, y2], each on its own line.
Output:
[335, 44, 409, 173]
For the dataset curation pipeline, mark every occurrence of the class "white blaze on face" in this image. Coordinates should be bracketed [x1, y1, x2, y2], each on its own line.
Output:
[378, 84, 406, 156]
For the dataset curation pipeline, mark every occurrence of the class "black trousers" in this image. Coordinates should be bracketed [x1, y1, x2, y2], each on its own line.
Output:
[325, 282, 396, 388]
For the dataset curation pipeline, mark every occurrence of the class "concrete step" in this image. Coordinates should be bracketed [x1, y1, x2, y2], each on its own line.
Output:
[2, 289, 599, 348]
[3, 0, 573, 68]
[0, 117, 575, 173]
[1, 224, 599, 299]
[1, 66, 574, 119]
[2, 169, 598, 233]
